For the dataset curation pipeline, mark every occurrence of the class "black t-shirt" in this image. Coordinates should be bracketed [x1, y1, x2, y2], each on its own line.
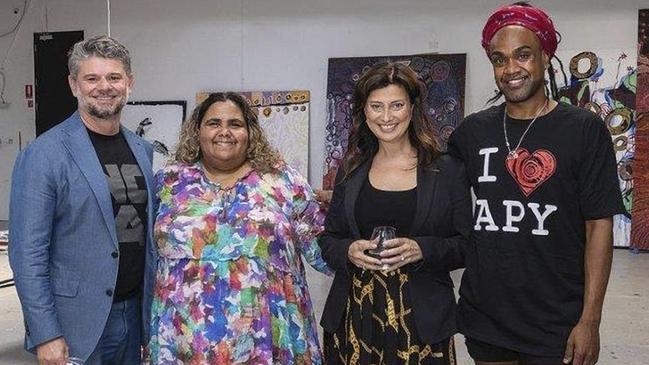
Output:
[88, 129, 148, 302]
[355, 176, 417, 240]
[448, 102, 625, 356]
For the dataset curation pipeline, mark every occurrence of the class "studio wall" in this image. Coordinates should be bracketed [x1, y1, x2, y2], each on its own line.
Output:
[0, 0, 647, 332]
[1, 0, 645, 222]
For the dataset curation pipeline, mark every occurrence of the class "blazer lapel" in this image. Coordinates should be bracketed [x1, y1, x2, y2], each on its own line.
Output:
[122, 128, 156, 254]
[61, 113, 118, 247]
[409, 163, 439, 235]
[122, 128, 154, 195]
[344, 160, 371, 239]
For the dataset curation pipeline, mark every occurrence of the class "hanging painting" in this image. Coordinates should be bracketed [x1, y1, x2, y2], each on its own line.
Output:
[196, 90, 310, 178]
[557, 49, 636, 247]
[121, 100, 187, 172]
[630, 9, 649, 251]
[322, 53, 466, 189]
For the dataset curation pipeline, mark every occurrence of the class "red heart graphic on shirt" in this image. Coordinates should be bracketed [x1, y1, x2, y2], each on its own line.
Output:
[505, 148, 557, 197]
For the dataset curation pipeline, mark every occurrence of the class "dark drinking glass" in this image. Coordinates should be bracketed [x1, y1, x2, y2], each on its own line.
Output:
[367, 226, 396, 259]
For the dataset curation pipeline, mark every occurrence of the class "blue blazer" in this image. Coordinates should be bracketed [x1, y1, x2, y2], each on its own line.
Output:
[8, 112, 157, 360]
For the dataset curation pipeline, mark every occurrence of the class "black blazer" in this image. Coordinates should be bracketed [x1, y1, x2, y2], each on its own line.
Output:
[318, 154, 472, 344]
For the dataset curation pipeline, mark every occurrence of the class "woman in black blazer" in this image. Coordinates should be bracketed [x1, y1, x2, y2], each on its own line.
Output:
[319, 62, 472, 365]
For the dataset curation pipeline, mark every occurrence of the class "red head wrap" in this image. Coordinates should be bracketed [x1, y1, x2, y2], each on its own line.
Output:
[481, 4, 558, 58]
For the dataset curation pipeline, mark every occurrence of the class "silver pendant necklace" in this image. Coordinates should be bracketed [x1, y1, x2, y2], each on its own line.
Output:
[503, 98, 549, 160]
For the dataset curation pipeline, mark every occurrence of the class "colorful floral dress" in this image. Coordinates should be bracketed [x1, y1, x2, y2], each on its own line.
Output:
[148, 162, 332, 365]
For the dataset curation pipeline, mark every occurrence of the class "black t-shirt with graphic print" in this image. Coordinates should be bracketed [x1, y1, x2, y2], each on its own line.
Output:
[448, 102, 625, 356]
[88, 129, 148, 302]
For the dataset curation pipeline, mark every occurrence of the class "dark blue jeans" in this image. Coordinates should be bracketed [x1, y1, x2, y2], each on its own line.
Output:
[85, 296, 142, 365]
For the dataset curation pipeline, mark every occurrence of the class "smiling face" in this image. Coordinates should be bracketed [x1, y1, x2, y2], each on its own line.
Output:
[199, 100, 249, 172]
[68, 56, 132, 122]
[364, 84, 413, 145]
[489, 25, 549, 105]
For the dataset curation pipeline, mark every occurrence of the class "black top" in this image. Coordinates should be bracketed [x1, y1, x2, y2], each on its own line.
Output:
[318, 155, 472, 344]
[355, 177, 417, 239]
[88, 129, 148, 302]
[448, 102, 625, 356]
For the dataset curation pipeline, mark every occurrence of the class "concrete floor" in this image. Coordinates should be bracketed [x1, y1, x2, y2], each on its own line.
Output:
[0, 248, 647, 364]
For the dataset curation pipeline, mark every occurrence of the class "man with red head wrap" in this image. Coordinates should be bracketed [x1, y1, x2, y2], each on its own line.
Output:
[448, 2, 624, 365]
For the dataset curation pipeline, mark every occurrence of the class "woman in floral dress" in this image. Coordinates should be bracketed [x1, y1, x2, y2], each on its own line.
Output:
[148, 92, 331, 364]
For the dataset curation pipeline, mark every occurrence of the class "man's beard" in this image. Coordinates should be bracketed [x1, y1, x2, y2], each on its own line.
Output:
[87, 97, 127, 119]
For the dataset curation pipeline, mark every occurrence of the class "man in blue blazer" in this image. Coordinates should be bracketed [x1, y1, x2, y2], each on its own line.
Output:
[9, 35, 156, 365]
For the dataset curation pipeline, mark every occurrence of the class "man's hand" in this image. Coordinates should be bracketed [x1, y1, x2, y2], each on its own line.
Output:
[36, 337, 68, 365]
[563, 320, 600, 365]
[563, 217, 612, 365]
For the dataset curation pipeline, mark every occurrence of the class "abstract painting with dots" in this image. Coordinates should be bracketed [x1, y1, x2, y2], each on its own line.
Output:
[631, 9, 649, 251]
[557, 47, 637, 248]
[197, 90, 310, 178]
[322, 53, 466, 190]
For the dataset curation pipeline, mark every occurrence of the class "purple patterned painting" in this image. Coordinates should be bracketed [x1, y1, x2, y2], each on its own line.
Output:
[323, 53, 466, 189]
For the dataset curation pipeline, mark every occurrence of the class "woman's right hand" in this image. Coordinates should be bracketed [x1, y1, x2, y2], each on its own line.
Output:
[348, 239, 383, 271]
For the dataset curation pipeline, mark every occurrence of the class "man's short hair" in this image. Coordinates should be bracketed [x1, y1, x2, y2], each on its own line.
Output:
[67, 35, 131, 78]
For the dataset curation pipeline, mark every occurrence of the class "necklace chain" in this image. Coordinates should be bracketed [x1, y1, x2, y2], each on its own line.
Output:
[503, 98, 549, 160]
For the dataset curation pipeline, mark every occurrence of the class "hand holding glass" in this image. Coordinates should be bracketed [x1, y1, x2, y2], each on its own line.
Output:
[367, 226, 396, 263]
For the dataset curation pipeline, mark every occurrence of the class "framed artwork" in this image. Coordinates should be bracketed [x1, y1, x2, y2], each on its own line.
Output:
[322, 53, 466, 189]
[630, 9, 649, 251]
[121, 100, 187, 172]
[196, 90, 310, 178]
[557, 49, 636, 247]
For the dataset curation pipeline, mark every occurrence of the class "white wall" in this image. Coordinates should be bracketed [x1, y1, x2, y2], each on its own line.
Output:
[0, 0, 646, 219]
[0, 0, 646, 344]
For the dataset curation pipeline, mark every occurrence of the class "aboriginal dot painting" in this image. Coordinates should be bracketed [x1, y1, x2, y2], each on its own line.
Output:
[557, 48, 637, 248]
[630, 9, 649, 251]
[197, 90, 310, 178]
[322, 54, 466, 190]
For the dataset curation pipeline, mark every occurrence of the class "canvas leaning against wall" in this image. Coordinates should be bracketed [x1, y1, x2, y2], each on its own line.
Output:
[630, 9, 649, 251]
[557, 49, 636, 248]
[196, 90, 310, 179]
[322, 53, 466, 190]
[121, 101, 187, 173]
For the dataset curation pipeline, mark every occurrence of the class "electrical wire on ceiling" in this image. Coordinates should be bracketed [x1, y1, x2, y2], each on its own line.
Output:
[0, 0, 28, 38]
[240, 0, 244, 90]
[44, 1, 48, 33]
[1, 0, 32, 105]
[107, 0, 111, 36]
[0, 71, 6, 104]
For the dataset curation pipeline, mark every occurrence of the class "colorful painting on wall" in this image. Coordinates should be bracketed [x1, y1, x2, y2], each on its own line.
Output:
[121, 100, 187, 173]
[557, 49, 636, 247]
[322, 53, 466, 189]
[630, 9, 649, 251]
[197, 90, 310, 179]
